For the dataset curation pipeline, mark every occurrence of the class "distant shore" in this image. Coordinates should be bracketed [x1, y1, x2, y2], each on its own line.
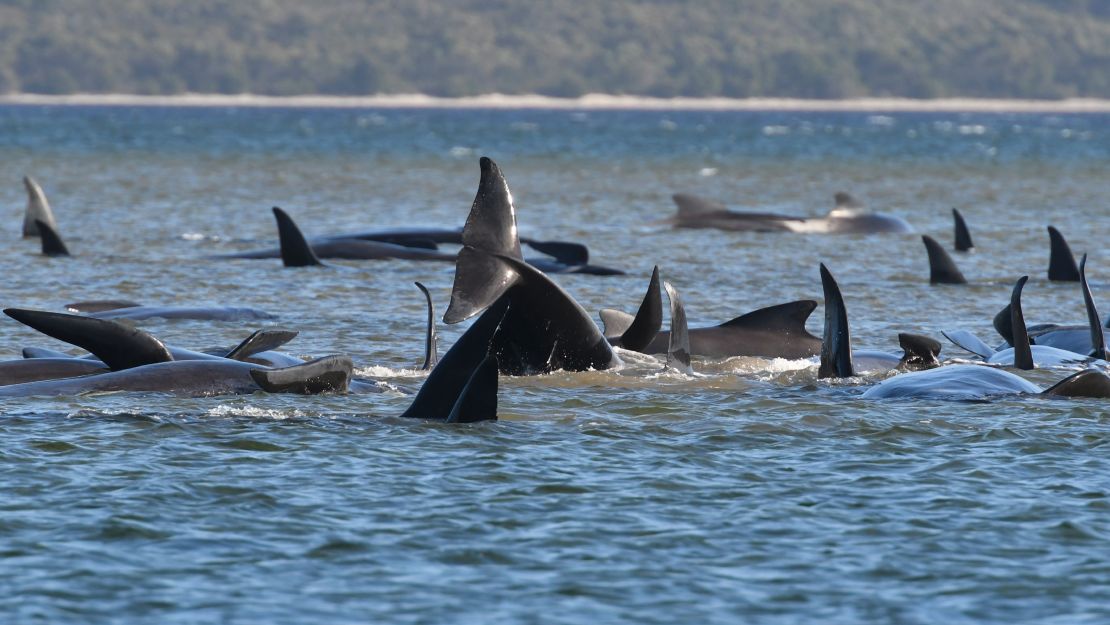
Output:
[3, 93, 1110, 113]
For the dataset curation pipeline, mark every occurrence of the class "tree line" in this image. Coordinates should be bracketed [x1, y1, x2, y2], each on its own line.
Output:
[0, 0, 1107, 99]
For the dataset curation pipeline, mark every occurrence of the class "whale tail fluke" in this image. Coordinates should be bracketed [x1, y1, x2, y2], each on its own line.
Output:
[1010, 276, 1034, 370]
[249, 355, 353, 394]
[225, 329, 299, 361]
[1047, 226, 1080, 281]
[818, 264, 855, 378]
[22, 176, 59, 238]
[36, 219, 70, 257]
[599, 308, 636, 339]
[272, 207, 323, 267]
[415, 282, 438, 370]
[663, 281, 692, 374]
[445, 354, 499, 423]
[3, 308, 173, 371]
[1078, 255, 1106, 360]
[922, 235, 967, 284]
[952, 208, 974, 252]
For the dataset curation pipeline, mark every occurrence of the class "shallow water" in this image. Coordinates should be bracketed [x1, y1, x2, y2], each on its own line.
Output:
[1, 106, 1109, 624]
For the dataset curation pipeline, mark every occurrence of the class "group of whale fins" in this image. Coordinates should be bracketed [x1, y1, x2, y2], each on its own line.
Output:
[9, 160, 1110, 422]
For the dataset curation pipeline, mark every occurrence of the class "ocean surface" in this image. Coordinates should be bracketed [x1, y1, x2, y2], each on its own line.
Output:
[1, 105, 1108, 624]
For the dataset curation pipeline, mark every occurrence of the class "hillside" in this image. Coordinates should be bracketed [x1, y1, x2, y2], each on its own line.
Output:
[1, 0, 1108, 98]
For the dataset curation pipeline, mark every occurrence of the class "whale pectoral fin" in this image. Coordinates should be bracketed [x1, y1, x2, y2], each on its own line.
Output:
[617, 266, 662, 352]
[599, 309, 636, 339]
[401, 296, 509, 420]
[952, 208, 974, 252]
[1010, 276, 1034, 370]
[4, 308, 172, 371]
[36, 219, 70, 257]
[897, 333, 942, 370]
[272, 207, 324, 267]
[1047, 226, 1080, 281]
[249, 355, 353, 394]
[1041, 368, 1110, 398]
[445, 355, 499, 423]
[1079, 255, 1107, 360]
[818, 264, 854, 379]
[65, 300, 142, 313]
[941, 330, 996, 359]
[224, 329, 299, 361]
[922, 235, 967, 284]
[663, 281, 692, 374]
[718, 300, 818, 334]
[524, 240, 589, 266]
[22, 346, 75, 359]
[415, 282, 438, 370]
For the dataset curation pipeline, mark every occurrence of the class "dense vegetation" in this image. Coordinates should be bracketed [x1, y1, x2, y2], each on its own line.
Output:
[1, 0, 1108, 98]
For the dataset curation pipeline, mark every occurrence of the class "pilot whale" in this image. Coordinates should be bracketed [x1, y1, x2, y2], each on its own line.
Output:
[669, 192, 912, 234]
[21, 176, 59, 238]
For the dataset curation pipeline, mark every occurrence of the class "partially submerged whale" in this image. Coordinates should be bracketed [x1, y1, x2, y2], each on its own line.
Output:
[952, 208, 974, 252]
[21, 176, 59, 238]
[0, 309, 352, 397]
[1047, 226, 1080, 282]
[442, 157, 644, 375]
[669, 192, 912, 234]
[64, 301, 277, 321]
[922, 235, 968, 284]
[861, 364, 1110, 400]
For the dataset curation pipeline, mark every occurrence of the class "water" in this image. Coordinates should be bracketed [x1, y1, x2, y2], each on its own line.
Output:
[1, 105, 1109, 624]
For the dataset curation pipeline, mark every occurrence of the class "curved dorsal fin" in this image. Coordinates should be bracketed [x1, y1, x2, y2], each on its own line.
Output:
[4, 308, 172, 371]
[415, 282, 438, 370]
[922, 235, 967, 284]
[1011, 276, 1034, 370]
[952, 208, 974, 252]
[897, 333, 942, 370]
[272, 207, 323, 267]
[719, 300, 818, 332]
[22, 176, 58, 238]
[663, 281, 692, 373]
[37, 219, 70, 257]
[1042, 369, 1110, 398]
[818, 264, 854, 379]
[1047, 226, 1080, 281]
[617, 266, 662, 352]
[1079, 255, 1106, 360]
[993, 304, 1014, 346]
[672, 193, 728, 216]
[833, 192, 862, 208]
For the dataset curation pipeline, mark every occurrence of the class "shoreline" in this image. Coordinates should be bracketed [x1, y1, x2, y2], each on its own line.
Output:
[3, 93, 1110, 113]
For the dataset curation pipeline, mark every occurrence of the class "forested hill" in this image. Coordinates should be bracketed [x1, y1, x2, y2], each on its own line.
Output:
[1, 0, 1109, 99]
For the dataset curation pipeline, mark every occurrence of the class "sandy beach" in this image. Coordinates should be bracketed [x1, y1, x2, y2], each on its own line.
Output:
[3, 92, 1110, 112]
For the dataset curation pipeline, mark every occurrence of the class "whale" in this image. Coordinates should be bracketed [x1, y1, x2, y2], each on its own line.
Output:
[61, 300, 277, 322]
[922, 234, 967, 284]
[441, 157, 633, 375]
[36, 219, 70, 257]
[602, 298, 823, 360]
[817, 263, 942, 378]
[21, 176, 59, 238]
[1047, 226, 1080, 281]
[0, 309, 352, 397]
[952, 208, 974, 252]
[668, 192, 912, 234]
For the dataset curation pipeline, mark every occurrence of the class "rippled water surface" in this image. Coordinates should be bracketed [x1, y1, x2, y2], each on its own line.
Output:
[1, 106, 1109, 624]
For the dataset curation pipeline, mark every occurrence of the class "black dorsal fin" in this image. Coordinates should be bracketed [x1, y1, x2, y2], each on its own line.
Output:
[37, 219, 70, 257]
[445, 355, 499, 423]
[402, 295, 509, 420]
[444, 158, 526, 324]
[249, 355, 353, 394]
[818, 264, 854, 379]
[719, 300, 818, 332]
[833, 192, 862, 208]
[225, 329, 299, 361]
[617, 266, 662, 352]
[952, 208, 974, 252]
[272, 207, 323, 267]
[415, 282, 438, 370]
[1011, 276, 1034, 370]
[993, 304, 1014, 346]
[524, 240, 589, 266]
[1042, 369, 1110, 398]
[922, 235, 967, 284]
[672, 193, 728, 216]
[1047, 226, 1080, 281]
[663, 281, 691, 373]
[897, 333, 942, 370]
[4, 308, 172, 371]
[1079, 255, 1106, 360]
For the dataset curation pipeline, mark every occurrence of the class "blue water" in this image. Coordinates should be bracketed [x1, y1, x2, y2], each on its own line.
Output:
[1, 105, 1109, 624]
